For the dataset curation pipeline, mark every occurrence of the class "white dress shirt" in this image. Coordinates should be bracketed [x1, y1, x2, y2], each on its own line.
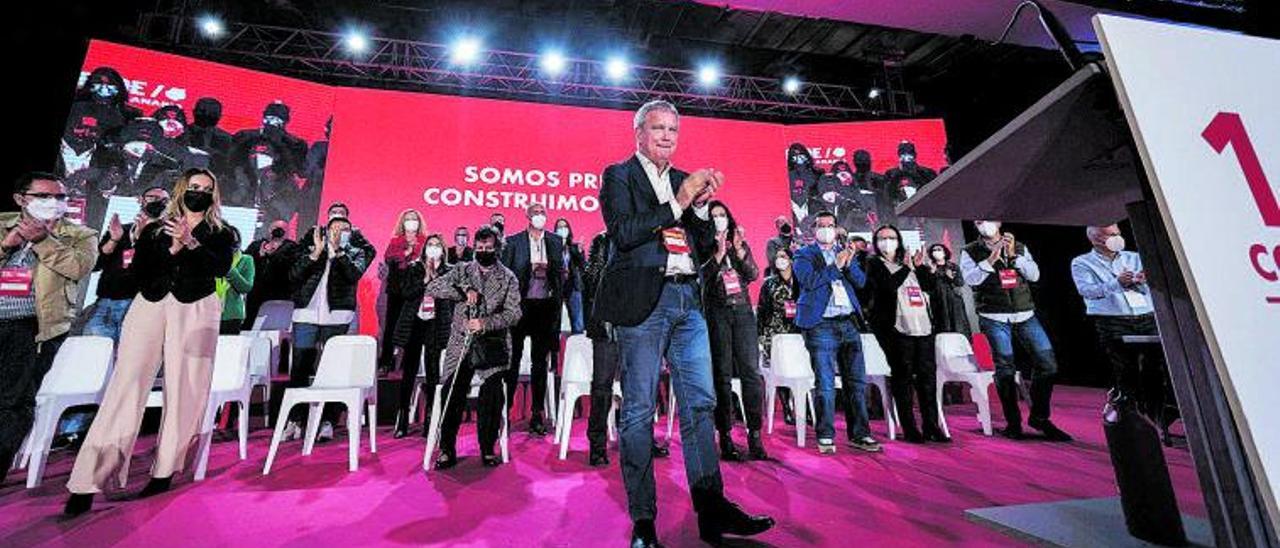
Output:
[959, 241, 1040, 324]
[635, 151, 709, 276]
[292, 259, 355, 326]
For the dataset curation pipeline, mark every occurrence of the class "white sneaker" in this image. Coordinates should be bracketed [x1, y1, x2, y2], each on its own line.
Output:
[318, 421, 335, 442]
[818, 438, 836, 455]
[282, 421, 302, 441]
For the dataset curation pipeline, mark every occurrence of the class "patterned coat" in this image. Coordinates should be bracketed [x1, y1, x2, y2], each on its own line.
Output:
[425, 260, 522, 383]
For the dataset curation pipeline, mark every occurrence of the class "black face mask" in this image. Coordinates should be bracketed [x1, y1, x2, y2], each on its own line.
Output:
[779, 224, 792, 236]
[143, 200, 168, 219]
[492, 222, 504, 234]
[271, 227, 286, 239]
[475, 250, 498, 267]
[183, 190, 213, 213]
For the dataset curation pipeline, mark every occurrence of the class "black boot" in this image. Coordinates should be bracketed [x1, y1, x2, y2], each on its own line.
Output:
[631, 519, 662, 548]
[138, 476, 172, 498]
[528, 413, 548, 437]
[0, 449, 13, 486]
[718, 433, 743, 462]
[995, 377, 1024, 439]
[747, 430, 769, 461]
[697, 496, 775, 544]
[588, 447, 609, 467]
[434, 450, 458, 470]
[64, 493, 94, 517]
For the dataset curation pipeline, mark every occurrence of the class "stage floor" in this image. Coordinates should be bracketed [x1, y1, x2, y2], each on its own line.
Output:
[2, 386, 1204, 547]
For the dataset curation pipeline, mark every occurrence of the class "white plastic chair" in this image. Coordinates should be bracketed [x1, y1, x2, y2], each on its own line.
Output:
[763, 334, 815, 447]
[246, 335, 273, 427]
[729, 378, 748, 427]
[555, 335, 593, 459]
[194, 335, 253, 481]
[424, 350, 511, 470]
[861, 334, 898, 440]
[17, 336, 114, 488]
[516, 336, 557, 431]
[250, 299, 295, 374]
[263, 335, 378, 474]
[934, 333, 995, 436]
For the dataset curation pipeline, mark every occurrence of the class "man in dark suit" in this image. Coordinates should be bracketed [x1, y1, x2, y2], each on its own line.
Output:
[595, 100, 773, 547]
[500, 203, 563, 435]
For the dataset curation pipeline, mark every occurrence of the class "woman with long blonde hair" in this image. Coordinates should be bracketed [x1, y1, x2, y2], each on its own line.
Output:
[379, 208, 425, 372]
[65, 168, 236, 516]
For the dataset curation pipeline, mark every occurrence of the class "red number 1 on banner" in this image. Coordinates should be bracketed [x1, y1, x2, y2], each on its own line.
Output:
[1202, 112, 1280, 227]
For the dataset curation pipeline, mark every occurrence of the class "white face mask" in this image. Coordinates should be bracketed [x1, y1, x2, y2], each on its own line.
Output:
[1105, 235, 1125, 253]
[815, 226, 836, 245]
[555, 227, 570, 239]
[530, 214, 547, 230]
[713, 216, 729, 233]
[774, 257, 790, 271]
[455, 235, 468, 246]
[26, 198, 67, 221]
[425, 245, 443, 260]
[877, 238, 898, 255]
[252, 154, 275, 170]
[930, 250, 946, 262]
[976, 221, 1000, 238]
[403, 219, 420, 233]
[123, 141, 149, 158]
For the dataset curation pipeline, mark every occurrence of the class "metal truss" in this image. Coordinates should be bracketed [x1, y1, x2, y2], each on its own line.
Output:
[134, 14, 916, 122]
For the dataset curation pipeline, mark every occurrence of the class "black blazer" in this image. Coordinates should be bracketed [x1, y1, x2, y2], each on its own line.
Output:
[132, 219, 236, 303]
[500, 229, 565, 301]
[594, 155, 715, 327]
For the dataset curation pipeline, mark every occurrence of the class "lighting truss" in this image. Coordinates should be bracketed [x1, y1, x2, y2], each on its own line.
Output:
[135, 14, 916, 121]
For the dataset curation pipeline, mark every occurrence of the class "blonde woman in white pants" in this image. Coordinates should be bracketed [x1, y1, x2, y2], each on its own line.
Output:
[65, 168, 235, 516]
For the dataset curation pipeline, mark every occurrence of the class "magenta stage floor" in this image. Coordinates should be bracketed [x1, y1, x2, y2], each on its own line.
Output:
[2, 386, 1203, 547]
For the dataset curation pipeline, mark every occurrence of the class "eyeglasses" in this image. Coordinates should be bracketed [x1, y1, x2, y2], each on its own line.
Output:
[23, 192, 69, 201]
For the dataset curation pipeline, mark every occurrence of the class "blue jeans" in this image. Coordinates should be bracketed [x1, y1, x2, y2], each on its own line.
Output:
[566, 290, 585, 334]
[979, 315, 1058, 421]
[83, 297, 133, 344]
[802, 318, 872, 441]
[616, 281, 723, 521]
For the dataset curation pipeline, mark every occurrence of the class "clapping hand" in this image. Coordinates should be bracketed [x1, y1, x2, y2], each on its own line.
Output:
[108, 214, 124, 242]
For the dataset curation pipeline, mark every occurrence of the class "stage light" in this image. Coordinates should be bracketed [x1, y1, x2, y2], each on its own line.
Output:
[868, 88, 881, 99]
[541, 50, 567, 76]
[344, 31, 369, 54]
[604, 57, 629, 81]
[198, 15, 224, 38]
[783, 76, 801, 94]
[451, 37, 483, 66]
[697, 64, 721, 86]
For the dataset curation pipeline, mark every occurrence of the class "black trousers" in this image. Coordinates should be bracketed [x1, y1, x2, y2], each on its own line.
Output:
[378, 295, 406, 369]
[439, 361, 505, 456]
[507, 298, 560, 417]
[1093, 314, 1171, 419]
[219, 319, 242, 335]
[587, 337, 620, 452]
[706, 304, 765, 434]
[397, 317, 444, 428]
[875, 330, 942, 436]
[0, 319, 65, 467]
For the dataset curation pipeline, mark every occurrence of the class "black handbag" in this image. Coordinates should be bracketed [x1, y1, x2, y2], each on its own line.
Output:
[467, 330, 509, 371]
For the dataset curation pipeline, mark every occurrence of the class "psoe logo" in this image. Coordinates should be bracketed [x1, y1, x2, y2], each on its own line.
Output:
[1203, 111, 1280, 304]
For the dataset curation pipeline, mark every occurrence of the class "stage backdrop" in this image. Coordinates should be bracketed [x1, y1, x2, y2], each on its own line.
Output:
[63, 40, 950, 336]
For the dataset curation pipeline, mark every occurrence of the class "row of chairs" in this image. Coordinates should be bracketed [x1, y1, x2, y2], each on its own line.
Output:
[12, 324, 998, 486]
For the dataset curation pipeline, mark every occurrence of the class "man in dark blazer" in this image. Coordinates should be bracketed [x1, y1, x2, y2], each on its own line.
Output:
[500, 203, 563, 435]
[594, 100, 773, 548]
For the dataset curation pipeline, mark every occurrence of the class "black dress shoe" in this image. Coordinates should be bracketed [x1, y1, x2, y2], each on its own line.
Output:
[529, 415, 548, 437]
[589, 450, 609, 467]
[137, 476, 172, 498]
[63, 493, 93, 517]
[394, 425, 409, 439]
[651, 443, 669, 458]
[719, 436, 744, 462]
[747, 431, 769, 461]
[698, 498, 775, 544]
[482, 454, 502, 468]
[435, 451, 458, 470]
[1028, 418, 1073, 442]
[924, 431, 953, 444]
[902, 430, 925, 444]
[1000, 425, 1025, 440]
[631, 519, 663, 548]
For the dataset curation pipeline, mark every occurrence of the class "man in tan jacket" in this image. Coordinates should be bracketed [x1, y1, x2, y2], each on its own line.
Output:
[0, 172, 97, 483]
